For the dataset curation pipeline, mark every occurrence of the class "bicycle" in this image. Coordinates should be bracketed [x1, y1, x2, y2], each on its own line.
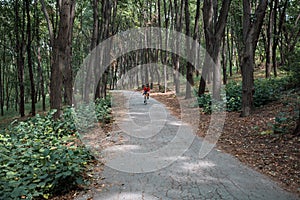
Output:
[143, 92, 149, 104]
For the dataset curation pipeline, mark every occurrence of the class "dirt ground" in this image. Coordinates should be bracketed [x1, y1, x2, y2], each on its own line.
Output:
[151, 91, 299, 196]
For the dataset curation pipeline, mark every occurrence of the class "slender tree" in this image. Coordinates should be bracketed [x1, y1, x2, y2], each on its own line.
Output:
[240, 0, 268, 117]
[15, 0, 25, 117]
[198, 0, 231, 100]
[26, 0, 36, 116]
[41, 0, 76, 118]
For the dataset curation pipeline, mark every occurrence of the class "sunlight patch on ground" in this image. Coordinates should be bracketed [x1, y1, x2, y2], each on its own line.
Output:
[96, 192, 160, 200]
[181, 160, 215, 170]
[104, 144, 141, 152]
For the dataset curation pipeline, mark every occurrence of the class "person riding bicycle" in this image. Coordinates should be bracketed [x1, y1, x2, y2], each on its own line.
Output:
[143, 84, 150, 103]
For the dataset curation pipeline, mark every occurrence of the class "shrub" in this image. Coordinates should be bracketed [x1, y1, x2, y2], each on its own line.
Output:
[225, 81, 242, 112]
[253, 78, 280, 107]
[197, 76, 293, 114]
[73, 95, 112, 131]
[197, 94, 212, 114]
[95, 96, 112, 124]
[0, 109, 93, 199]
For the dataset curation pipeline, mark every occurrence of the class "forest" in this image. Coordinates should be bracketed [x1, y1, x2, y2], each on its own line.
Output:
[0, 0, 299, 199]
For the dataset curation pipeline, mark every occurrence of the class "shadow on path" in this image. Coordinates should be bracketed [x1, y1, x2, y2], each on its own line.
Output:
[76, 91, 298, 200]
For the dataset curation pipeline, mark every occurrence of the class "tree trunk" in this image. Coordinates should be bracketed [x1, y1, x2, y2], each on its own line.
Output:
[222, 34, 227, 85]
[15, 0, 25, 117]
[272, 0, 287, 77]
[84, 0, 99, 103]
[240, 0, 268, 117]
[172, 0, 179, 94]
[265, 0, 273, 78]
[185, 0, 193, 99]
[63, 1, 75, 106]
[199, 0, 231, 100]
[0, 57, 3, 116]
[26, 0, 36, 116]
[293, 110, 300, 136]
[51, 0, 76, 118]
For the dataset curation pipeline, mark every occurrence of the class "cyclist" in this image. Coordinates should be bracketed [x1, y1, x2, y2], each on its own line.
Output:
[143, 84, 150, 104]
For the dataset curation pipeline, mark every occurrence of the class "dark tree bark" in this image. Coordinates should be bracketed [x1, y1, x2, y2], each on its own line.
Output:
[172, 0, 184, 95]
[222, 33, 227, 84]
[26, 0, 36, 116]
[240, 0, 268, 117]
[294, 110, 300, 136]
[63, 1, 76, 106]
[198, 0, 231, 100]
[184, 0, 193, 99]
[227, 25, 233, 77]
[15, 0, 25, 117]
[34, 0, 45, 111]
[41, 0, 76, 118]
[265, 0, 273, 78]
[84, 0, 99, 103]
[0, 54, 3, 116]
[272, 0, 287, 75]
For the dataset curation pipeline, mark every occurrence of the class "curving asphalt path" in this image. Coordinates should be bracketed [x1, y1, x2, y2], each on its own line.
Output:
[76, 91, 299, 200]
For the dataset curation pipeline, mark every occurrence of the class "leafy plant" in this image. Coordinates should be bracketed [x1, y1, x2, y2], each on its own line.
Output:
[197, 93, 212, 114]
[95, 95, 112, 124]
[273, 112, 294, 134]
[225, 81, 242, 112]
[196, 76, 294, 114]
[0, 109, 94, 199]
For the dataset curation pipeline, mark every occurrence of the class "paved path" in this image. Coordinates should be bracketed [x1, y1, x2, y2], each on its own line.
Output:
[76, 91, 298, 200]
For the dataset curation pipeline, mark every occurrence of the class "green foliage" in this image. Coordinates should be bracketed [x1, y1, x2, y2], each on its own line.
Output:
[197, 94, 212, 114]
[273, 96, 299, 134]
[0, 109, 93, 199]
[253, 78, 280, 107]
[197, 76, 294, 114]
[95, 96, 112, 124]
[272, 112, 295, 134]
[73, 95, 112, 131]
[225, 81, 242, 112]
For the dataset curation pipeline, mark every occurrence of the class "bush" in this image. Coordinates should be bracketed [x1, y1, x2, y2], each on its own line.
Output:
[197, 76, 293, 114]
[73, 95, 112, 131]
[0, 109, 93, 199]
[197, 94, 212, 114]
[95, 96, 112, 124]
[225, 81, 242, 112]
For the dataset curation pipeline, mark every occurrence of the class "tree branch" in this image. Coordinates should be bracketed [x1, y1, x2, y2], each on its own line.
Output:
[40, 0, 54, 46]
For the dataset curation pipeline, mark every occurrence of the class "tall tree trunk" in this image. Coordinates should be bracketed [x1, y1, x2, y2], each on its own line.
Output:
[26, 0, 35, 116]
[0, 56, 3, 116]
[0, 39, 5, 116]
[52, 0, 76, 118]
[265, 0, 273, 78]
[84, 0, 99, 103]
[199, 0, 231, 100]
[172, 0, 184, 95]
[15, 0, 25, 117]
[63, 1, 76, 106]
[37, 47, 46, 111]
[241, 0, 268, 117]
[222, 34, 227, 84]
[227, 26, 233, 77]
[294, 110, 300, 136]
[185, 0, 193, 99]
[272, 0, 287, 76]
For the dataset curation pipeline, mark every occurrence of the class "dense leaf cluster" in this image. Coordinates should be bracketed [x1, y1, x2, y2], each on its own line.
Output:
[0, 104, 112, 199]
[197, 76, 295, 114]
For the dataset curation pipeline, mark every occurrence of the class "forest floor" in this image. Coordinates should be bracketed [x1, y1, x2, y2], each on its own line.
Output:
[151, 90, 300, 196]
